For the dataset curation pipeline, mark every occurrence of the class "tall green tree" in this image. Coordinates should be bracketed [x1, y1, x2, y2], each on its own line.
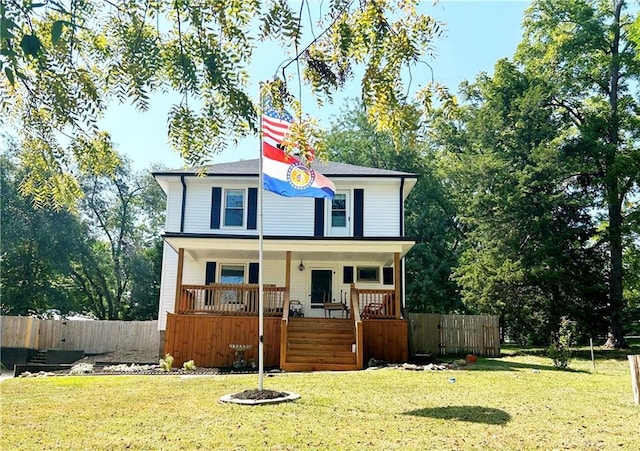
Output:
[325, 101, 462, 313]
[69, 160, 164, 319]
[434, 60, 610, 344]
[1, 143, 165, 319]
[515, 0, 640, 347]
[0, 150, 84, 316]
[1, 0, 444, 208]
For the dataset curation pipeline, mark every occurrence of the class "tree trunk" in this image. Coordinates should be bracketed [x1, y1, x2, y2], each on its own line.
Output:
[602, 0, 628, 349]
[603, 197, 628, 348]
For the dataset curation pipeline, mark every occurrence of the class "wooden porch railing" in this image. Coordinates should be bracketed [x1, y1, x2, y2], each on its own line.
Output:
[350, 284, 399, 319]
[279, 298, 290, 369]
[350, 288, 364, 368]
[178, 284, 286, 316]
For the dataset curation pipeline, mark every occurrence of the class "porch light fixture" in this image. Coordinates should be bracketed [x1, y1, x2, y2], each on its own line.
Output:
[298, 261, 304, 271]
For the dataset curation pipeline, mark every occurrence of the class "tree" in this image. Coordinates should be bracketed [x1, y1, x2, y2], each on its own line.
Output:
[1, 0, 444, 208]
[1, 141, 165, 319]
[126, 238, 163, 321]
[324, 101, 463, 313]
[69, 160, 165, 319]
[0, 149, 85, 316]
[515, 0, 640, 347]
[434, 60, 610, 345]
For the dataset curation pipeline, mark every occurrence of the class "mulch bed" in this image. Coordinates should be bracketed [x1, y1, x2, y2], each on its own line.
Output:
[231, 389, 289, 400]
[16, 363, 282, 378]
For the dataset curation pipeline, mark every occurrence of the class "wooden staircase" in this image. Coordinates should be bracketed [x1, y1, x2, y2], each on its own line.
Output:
[282, 317, 360, 372]
[28, 350, 47, 364]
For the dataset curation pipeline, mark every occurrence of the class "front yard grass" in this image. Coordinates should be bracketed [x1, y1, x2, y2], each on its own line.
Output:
[2, 345, 639, 450]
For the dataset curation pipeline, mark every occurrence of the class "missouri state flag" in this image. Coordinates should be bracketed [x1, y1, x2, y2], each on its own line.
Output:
[261, 102, 335, 199]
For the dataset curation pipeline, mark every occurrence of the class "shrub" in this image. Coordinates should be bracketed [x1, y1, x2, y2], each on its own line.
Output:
[548, 317, 575, 369]
[159, 354, 174, 372]
[183, 360, 196, 371]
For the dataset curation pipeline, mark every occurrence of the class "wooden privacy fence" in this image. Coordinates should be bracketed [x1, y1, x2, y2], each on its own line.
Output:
[0, 316, 159, 355]
[407, 313, 500, 357]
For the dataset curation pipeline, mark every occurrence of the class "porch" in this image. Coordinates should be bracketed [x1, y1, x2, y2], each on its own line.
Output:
[163, 241, 413, 371]
[175, 283, 401, 320]
[165, 283, 408, 370]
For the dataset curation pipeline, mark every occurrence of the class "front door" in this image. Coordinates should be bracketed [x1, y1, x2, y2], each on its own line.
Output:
[311, 269, 333, 309]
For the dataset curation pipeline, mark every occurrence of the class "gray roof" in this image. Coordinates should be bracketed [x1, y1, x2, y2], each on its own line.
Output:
[153, 158, 417, 178]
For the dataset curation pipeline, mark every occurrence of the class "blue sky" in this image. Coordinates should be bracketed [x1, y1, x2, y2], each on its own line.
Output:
[102, 1, 531, 171]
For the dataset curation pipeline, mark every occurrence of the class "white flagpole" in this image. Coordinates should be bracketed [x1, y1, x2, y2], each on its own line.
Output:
[258, 87, 265, 391]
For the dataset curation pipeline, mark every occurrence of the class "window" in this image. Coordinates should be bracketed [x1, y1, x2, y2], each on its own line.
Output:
[220, 265, 245, 303]
[357, 266, 379, 282]
[331, 193, 347, 227]
[224, 190, 244, 227]
[220, 265, 245, 284]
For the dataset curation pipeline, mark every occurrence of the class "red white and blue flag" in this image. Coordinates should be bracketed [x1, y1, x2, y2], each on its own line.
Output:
[261, 102, 335, 199]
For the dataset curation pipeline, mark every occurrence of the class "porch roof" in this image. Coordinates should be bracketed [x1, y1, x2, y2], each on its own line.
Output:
[162, 233, 415, 265]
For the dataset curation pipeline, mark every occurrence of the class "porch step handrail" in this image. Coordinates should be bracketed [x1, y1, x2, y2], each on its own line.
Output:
[279, 298, 290, 369]
[350, 285, 363, 369]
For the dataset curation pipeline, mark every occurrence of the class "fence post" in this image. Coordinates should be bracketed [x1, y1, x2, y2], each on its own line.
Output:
[629, 355, 640, 406]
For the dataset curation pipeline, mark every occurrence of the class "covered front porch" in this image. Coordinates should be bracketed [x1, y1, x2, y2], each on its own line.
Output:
[175, 283, 400, 319]
[162, 235, 413, 370]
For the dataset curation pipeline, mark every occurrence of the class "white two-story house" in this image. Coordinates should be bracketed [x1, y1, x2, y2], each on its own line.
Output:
[154, 159, 417, 371]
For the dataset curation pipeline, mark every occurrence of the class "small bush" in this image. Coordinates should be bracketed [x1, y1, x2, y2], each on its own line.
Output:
[159, 354, 174, 372]
[183, 360, 196, 371]
[548, 317, 575, 369]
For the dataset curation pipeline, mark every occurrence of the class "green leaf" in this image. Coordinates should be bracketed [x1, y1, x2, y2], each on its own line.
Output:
[19, 34, 42, 57]
[4, 67, 14, 86]
[51, 20, 64, 46]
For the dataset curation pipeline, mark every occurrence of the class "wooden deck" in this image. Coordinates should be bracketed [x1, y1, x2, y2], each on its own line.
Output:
[165, 282, 406, 370]
[164, 313, 407, 371]
[164, 314, 282, 368]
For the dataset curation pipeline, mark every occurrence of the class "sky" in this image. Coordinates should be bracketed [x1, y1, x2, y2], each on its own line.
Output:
[101, 1, 531, 171]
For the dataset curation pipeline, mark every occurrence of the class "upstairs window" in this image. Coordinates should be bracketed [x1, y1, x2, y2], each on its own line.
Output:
[331, 193, 347, 227]
[224, 189, 244, 227]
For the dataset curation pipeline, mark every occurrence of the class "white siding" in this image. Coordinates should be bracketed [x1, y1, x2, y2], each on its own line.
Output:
[182, 256, 203, 284]
[161, 175, 404, 238]
[362, 182, 400, 236]
[164, 180, 183, 233]
[182, 180, 214, 234]
[263, 193, 314, 236]
[158, 243, 177, 330]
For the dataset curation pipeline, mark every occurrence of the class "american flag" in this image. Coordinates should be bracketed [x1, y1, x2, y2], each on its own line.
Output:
[262, 101, 294, 144]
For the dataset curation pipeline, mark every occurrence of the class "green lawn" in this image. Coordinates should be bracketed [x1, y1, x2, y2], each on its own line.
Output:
[2, 346, 639, 450]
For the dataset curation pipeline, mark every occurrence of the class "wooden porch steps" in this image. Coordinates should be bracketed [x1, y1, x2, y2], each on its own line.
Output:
[283, 318, 359, 372]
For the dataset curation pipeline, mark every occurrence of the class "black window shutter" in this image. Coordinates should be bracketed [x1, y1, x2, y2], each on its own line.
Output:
[205, 262, 217, 284]
[248, 263, 259, 284]
[314, 198, 324, 237]
[211, 187, 222, 229]
[383, 267, 393, 285]
[343, 266, 354, 284]
[247, 188, 258, 230]
[354, 189, 364, 237]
